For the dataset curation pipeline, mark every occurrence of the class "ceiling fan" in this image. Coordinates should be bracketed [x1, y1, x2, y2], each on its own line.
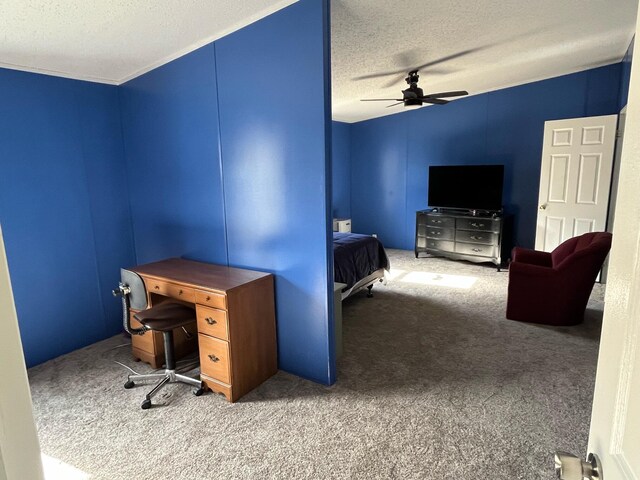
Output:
[361, 70, 468, 108]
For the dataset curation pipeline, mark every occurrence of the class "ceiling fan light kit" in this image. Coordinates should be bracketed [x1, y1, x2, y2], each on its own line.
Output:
[361, 69, 468, 109]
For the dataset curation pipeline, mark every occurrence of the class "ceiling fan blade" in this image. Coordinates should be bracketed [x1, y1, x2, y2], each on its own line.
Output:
[421, 98, 449, 105]
[353, 46, 485, 82]
[382, 73, 407, 88]
[423, 90, 469, 98]
[386, 102, 405, 108]
[361, 98, 403, 102]
[356, 67, 452, 86]
[353, 70, 407, 81]
[412, 47, 485, 70]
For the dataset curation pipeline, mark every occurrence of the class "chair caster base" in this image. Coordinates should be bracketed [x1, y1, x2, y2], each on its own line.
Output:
[124, 380, 135, 389]
[193, 387, 205, 397]
[141, 399, 152, 410]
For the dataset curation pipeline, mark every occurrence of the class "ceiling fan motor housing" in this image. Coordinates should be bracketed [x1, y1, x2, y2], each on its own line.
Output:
[403, 85, 424, 106]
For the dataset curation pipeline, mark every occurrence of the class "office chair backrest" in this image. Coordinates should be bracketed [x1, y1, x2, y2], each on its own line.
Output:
[120, 269, 148, 311]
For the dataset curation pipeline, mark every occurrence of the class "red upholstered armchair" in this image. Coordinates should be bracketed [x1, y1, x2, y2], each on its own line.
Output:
[506, 232, 612, 326]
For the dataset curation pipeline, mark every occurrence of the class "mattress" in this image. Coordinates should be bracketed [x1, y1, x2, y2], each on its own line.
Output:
[333, 232, 390, 288]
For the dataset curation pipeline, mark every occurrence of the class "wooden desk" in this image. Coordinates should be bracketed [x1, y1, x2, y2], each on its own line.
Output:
[129, 258, 277, 402]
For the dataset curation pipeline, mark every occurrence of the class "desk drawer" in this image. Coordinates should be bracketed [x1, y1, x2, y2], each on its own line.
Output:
[199, 334, 231, 384]
[196, 305, 229, 341]
[195, 290, 227, 310]
[146, 279, 196, 303]
[130, 314, 154, 353]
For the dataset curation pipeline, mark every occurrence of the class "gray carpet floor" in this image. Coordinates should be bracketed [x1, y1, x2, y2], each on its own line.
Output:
[29, 249, 604, 479]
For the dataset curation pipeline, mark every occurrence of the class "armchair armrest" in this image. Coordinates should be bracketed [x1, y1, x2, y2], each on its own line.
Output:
[511, 247, 552, 267]
[508, 260, 556, 278]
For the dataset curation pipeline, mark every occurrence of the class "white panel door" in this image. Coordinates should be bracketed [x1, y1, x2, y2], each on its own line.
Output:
[535, 115, 617, 251]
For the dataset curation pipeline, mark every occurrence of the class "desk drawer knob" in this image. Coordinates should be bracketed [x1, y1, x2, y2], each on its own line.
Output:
[208, 354, 220, 363]
[206, 296, 211, 301]
[205, 317, 217, 325]
[178, 289, 183, 295]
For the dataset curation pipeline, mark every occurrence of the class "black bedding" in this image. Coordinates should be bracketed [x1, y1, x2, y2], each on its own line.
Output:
[333, 232, 390, 288]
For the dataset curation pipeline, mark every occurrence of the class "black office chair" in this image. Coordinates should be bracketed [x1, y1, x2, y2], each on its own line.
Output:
[113, 269, 204, 409]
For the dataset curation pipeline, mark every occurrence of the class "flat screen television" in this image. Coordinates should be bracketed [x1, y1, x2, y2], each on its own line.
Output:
[428, 165, 504, 211]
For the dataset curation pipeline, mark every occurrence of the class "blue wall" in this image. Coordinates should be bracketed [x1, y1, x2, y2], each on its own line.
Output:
[216, 0, 333, 383]
[350, 64, 623, 251]
[332, 121, 351, 218]
[119, 45, 228, 266]
[120, 0, 334, 384]
[619, 37, 634, 110]
[0, 69, 134, 367]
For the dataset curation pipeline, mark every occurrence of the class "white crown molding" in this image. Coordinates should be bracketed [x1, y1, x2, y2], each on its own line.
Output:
[0, 60, 118, 85]
[116, 0, 298, 85]
[0, 0, 298, 86]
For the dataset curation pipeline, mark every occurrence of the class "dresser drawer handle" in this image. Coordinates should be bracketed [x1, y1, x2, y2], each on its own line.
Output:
[154, 285, 160, 290]
[178, 289, 183, 295]
[431, 220, 442, 224]
[206, 296, 211, 301]
[470, 235, 483, 240]
[472, 248, 483, 252]
[208, 354, 220, 363]
[205, 317, 217, 325]
[430, 231, 441, 236]
[470, 223, 485, 228]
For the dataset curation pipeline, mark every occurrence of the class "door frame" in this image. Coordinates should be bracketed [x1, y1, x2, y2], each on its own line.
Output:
[0, 224, 44, 479]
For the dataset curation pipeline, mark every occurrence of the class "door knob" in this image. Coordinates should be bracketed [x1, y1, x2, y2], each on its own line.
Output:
[554, 452, 602, 480]
[539, 204, 547, 210]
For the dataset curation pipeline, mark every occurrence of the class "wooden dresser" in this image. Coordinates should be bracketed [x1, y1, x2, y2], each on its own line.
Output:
[129, 258, 277, 402]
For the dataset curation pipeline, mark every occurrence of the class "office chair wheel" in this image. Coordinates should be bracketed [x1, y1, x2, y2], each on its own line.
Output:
[124, 380, 135, 389]
[193, 387, 204, 397]
[141, 399, 152, 410]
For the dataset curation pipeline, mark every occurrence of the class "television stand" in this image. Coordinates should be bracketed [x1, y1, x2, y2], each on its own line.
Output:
[414, 209, 511, 271]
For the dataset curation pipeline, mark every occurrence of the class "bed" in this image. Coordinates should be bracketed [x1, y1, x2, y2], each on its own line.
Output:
[333, 232, 390, 300]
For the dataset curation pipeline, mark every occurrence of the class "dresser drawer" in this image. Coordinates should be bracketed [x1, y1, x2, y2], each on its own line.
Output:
[195, 289, 227, 310]
[424, 226, 454, 241]
[146, 279, 196, 303]
[455, 230, 498, 245]
[198, 334, 231, 384]
[455, 242, 496, 257]
[456, 217, 500, 232]
[426, 239, 455, 252]
[425, 215, 455, 228]
[196, 305, 229, 341]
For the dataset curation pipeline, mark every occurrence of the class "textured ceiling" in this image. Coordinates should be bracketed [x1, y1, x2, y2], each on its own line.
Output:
[1, 0, 637, 122]
[0, 0, 297, 84]
[331, 0, 638, 123]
